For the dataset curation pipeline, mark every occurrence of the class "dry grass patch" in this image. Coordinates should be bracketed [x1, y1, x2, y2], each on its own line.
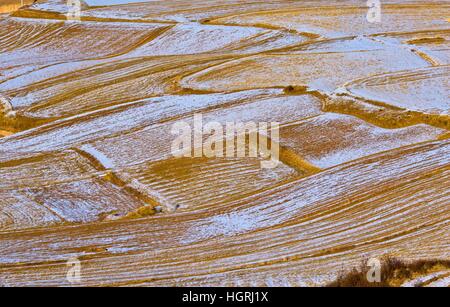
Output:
[328, 256, 450, 287]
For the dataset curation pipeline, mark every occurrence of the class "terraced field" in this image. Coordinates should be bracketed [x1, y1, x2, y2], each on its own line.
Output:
[0, 0, 449, 287]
